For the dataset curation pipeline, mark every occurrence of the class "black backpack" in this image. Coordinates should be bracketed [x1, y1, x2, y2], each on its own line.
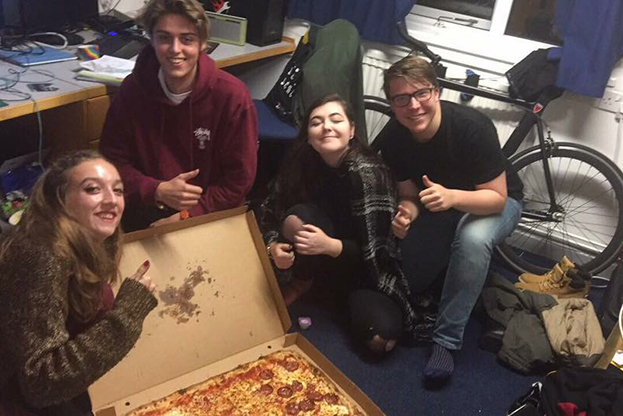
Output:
[598, 256, 623, 336]
[505, 48, 564, 102]
[262, 35, 312, 125]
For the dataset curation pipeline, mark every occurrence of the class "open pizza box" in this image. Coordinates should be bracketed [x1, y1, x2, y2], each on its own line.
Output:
[89, 207, 383, 415]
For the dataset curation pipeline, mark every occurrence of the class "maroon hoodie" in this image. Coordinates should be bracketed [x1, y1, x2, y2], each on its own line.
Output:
[100, 45, 258, 220]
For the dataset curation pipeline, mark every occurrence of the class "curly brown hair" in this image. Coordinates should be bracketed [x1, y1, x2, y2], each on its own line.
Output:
[0, 150, 123, 322]
[137, 0, 210, 45]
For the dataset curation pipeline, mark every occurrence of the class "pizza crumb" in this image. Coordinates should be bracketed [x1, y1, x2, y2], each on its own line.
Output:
[156, 265, 208, 324]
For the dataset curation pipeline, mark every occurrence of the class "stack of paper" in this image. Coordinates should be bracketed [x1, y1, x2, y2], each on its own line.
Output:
[75, 55, 135, 86]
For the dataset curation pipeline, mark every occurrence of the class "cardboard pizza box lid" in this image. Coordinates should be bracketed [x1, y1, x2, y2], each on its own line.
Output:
[93, 333, 383, 415]
[89, 207, 292, 411]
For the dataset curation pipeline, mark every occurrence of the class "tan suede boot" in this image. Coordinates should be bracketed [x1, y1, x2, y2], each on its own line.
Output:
[518, 256, 576, 284]
[515, 264, 590, 298]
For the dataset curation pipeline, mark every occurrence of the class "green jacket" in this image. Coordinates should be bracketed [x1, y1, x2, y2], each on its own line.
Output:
[293, 19, 367, 140]
[481, 272, 558, 374]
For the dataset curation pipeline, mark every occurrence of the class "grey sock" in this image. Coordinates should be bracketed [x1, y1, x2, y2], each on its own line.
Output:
[423, 343, 454, 382]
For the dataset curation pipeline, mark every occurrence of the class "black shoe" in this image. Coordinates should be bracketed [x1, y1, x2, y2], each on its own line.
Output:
[567, 267, 592, 290]
[478, 319, 505, 353]
[508, 382, 542, 416]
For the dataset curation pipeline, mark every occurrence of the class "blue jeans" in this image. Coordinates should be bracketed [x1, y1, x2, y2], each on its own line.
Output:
[401, 198, 522, 350]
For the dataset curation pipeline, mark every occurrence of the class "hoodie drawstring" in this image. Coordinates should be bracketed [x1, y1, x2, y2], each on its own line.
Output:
[189, 99, 194, 169]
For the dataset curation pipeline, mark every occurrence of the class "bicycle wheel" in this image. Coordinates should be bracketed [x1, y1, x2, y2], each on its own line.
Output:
[497, 143, 623, 275]
[364, 95, 393, 148]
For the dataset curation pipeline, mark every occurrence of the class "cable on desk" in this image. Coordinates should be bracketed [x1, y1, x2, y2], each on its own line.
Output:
[0, 42, 54, 65]
[0, 67, 22, 90]
[11, 68, 56, 85]
[2, 31, 70, 50]
[0, 66, 33, 101]
[0, 62, 61, 95]
[0, 88, 31, 101]
[0, 67, 45, 168]
[28, 98, 45, 169]
[28, 32, 69, 50]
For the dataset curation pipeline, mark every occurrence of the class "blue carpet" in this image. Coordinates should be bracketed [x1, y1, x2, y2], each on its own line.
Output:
[288, 302, 534, 415]
[286, 261, 607, 415]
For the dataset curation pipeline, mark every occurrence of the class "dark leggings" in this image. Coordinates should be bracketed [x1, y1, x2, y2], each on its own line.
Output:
[280, 204, 403, 350]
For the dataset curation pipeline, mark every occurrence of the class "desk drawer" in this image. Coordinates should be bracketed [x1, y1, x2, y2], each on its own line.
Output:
[85, 94, 114, 143]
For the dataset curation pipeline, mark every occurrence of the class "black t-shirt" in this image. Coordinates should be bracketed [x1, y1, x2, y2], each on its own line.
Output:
[380, 101, 523, 201]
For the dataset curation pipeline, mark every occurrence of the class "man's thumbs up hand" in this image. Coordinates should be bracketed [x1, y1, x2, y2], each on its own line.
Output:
[419, 175, 454, 212]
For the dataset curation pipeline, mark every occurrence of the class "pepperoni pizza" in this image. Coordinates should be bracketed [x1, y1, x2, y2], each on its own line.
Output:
[127, 350, 364, 415]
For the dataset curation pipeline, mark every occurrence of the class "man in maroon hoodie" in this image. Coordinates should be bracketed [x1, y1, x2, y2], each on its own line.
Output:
[100, 0, 258, 231]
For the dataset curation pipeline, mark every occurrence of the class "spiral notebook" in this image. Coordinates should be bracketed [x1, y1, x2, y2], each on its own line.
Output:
[0, 46, 77, 67]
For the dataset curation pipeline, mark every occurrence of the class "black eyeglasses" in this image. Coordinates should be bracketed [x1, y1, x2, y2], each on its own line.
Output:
[390, 88, 435, 107]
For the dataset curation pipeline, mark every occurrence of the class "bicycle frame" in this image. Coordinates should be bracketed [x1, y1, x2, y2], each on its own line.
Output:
[439, 82, 562, 222]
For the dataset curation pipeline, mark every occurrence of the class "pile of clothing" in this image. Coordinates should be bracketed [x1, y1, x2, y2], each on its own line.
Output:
[481, 257, 605, 373]
[508, 367, 623, 416]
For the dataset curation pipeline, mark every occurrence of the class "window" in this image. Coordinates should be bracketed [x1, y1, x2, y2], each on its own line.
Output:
[504, 0, 561, 45]
[411, 0, 561, 45]
[412, 0, 495, 30]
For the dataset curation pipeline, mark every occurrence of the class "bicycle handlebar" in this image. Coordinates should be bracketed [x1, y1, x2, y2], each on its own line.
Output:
[396, 20, 536, 110]
[397, 21, 442, 66]
[439, 78, 532, 109]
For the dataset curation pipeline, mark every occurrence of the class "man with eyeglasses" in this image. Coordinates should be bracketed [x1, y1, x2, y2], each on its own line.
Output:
[379, 56, 524, 385]
[100, 0, 258, 231]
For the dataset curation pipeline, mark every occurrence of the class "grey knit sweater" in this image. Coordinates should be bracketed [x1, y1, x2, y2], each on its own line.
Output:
[0, 235, 157, 409]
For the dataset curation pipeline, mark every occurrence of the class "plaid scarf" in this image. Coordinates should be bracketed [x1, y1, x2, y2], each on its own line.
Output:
[342, 154, 420, 334]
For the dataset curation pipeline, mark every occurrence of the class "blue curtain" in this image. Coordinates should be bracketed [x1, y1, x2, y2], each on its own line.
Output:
[555, 0, 623, 97]
[287, 0, 416, 44]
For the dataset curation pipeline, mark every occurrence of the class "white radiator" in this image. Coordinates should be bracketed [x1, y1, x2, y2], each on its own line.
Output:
[361, 54, 526, 146]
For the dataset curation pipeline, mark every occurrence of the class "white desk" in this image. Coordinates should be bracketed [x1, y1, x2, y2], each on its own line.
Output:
[0, 38, 295, 155]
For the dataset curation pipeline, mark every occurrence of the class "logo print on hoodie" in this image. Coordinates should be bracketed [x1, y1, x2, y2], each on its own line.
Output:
[194, 127, 211, 150]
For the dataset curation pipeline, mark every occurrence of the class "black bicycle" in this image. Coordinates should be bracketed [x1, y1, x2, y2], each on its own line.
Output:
[364, 23, 623, 276]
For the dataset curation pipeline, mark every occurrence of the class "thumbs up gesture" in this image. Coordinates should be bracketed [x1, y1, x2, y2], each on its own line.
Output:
[419, 175, 454, 212]
[155, 169, 204, 211]
[392, 204, 413, 239]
